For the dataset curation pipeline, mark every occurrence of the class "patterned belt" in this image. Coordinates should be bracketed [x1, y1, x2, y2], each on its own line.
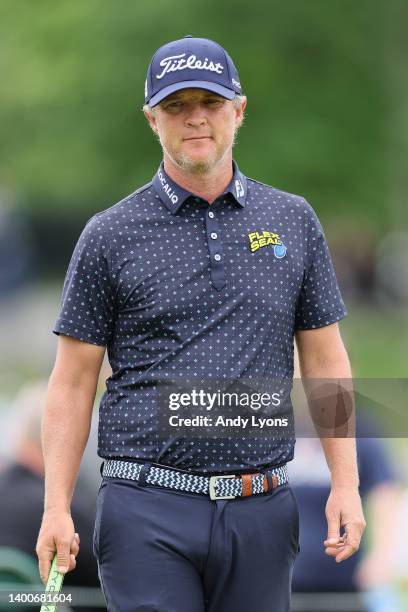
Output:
[102, 459, 289, 501]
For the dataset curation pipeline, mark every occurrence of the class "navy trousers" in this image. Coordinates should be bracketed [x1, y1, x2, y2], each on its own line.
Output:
[93, 476, 300, 612]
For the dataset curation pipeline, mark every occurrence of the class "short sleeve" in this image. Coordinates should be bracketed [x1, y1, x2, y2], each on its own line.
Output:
[295, 201, 347, 330]
[53, 215, 115, 346]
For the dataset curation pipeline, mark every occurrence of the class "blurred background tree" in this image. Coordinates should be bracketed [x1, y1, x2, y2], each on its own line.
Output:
[1, 0, 403, 222]
[0, 0, 407, 375]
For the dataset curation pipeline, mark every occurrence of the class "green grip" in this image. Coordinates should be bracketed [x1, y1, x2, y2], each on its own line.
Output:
[39, 554, 65, 612]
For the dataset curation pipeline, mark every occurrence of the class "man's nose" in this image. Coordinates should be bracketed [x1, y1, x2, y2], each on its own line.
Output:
[185, 104, 207, 127]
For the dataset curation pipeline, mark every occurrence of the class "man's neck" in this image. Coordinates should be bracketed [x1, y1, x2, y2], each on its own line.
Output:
[163, 155, 233, 204]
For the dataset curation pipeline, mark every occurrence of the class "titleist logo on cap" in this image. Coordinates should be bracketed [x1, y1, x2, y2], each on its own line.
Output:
[156, 53, 224, 80]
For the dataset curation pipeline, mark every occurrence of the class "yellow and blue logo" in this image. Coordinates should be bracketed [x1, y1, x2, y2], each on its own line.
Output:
[248, 230, 287, 258]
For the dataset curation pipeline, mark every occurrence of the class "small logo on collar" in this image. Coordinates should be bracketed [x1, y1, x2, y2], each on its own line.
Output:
[248, 230, 287, 258]
[235, 179, 245, 199]
[158, 169, 179, 206]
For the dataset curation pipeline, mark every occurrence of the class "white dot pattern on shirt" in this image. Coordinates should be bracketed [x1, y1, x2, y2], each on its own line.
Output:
[53, 176, 347, 473]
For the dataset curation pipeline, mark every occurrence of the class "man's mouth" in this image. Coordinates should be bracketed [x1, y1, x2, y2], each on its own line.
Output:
[184, 136, 212, 141]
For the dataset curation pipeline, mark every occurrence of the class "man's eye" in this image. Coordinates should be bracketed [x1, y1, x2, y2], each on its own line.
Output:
[206, 99, 223, 106]
[166, 101, 183, 109]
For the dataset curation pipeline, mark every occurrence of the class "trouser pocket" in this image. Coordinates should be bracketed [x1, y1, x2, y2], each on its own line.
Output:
[288, 485, 301, 556]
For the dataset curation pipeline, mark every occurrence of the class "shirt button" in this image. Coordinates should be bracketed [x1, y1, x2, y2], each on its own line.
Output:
[214, 253, 221, 261]
[210, 232, 218, 240]
[208, 211, 215, 218]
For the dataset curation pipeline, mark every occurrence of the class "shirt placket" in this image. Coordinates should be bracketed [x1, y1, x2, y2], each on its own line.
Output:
[205, 203, 226, 291]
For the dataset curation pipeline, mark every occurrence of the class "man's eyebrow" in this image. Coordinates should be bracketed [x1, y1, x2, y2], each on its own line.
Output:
[161, 92, 224, 106]
[164, 93, 184, 101]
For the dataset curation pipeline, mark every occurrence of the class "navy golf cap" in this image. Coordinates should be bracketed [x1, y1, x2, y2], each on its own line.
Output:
[145, 35, 242, 107]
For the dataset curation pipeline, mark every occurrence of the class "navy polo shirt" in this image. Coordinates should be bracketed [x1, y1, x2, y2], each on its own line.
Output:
[53, 160, 347, 473]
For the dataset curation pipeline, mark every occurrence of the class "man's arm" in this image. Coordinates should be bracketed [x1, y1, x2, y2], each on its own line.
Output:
[36, 335, 105, 584]
[295, 323, 366, 562]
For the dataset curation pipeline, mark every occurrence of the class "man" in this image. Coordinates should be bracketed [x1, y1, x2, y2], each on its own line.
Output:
[36, 36, 366, 611]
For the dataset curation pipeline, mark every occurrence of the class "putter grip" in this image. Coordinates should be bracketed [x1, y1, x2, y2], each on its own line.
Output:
[39, 554, 65, 612]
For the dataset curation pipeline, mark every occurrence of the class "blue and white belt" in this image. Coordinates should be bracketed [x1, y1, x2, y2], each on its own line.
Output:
[102, 459, 289, 501]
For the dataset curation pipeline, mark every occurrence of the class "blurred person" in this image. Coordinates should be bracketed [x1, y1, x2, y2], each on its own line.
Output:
[290, 359, 402, 612]
[396, 490, 408, 600]
[0, 381, 105, 612]
[36, 35, 365, 612]
[329, 224, 376, 305]
[0, 199, 34, 296]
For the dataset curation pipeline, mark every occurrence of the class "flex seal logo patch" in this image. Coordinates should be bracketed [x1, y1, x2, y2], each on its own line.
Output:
[248, 230, 287, 258]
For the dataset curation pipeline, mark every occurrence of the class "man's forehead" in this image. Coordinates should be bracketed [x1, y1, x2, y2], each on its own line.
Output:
[162, 88, 225, 102]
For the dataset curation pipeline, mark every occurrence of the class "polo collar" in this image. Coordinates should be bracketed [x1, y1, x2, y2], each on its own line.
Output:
[152, 160, 247, 215]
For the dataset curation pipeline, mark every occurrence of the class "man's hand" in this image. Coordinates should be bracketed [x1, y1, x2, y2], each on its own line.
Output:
[324, 487, 366, 562]
[36, 511, 80, 584]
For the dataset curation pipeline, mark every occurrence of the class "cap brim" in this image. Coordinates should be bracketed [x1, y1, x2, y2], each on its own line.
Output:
[148, 81, 236, 107]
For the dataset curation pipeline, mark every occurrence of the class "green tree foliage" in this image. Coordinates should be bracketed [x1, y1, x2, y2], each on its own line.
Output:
[0, 0, 405, 231]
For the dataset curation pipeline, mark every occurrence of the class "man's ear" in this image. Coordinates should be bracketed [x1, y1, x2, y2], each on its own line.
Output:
[235, 96, 247, 129]
[143, 107, 158, 134]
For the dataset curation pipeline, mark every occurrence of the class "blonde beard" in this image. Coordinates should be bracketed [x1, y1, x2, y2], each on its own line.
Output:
[162, 130, 238, 175]
[173, 152, 220, 175]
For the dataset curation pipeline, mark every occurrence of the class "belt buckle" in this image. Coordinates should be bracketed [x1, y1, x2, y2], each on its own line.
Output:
[209, 475, 236, 500]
